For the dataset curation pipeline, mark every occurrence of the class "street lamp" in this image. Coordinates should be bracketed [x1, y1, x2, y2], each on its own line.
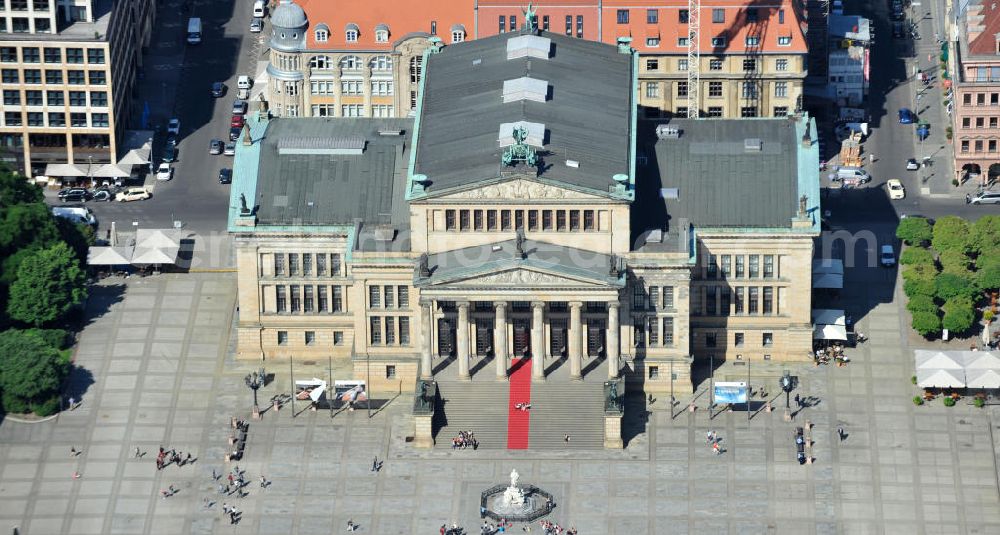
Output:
[780, 370, 794, 422]
[245, 367, 266, 419]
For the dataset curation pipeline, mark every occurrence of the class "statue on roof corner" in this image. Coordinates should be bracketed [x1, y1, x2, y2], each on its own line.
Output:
[523, 3, 537, 31]
[799, 194, 808, 216]
[239, 193, 249, 215]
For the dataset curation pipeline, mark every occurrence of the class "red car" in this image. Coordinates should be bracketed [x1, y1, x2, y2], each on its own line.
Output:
[230, 114, 245, 128]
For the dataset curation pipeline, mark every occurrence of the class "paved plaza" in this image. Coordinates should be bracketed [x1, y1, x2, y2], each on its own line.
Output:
[0, 272, 999, 534]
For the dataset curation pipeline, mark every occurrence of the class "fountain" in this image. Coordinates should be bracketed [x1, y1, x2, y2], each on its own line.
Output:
[480, 468, 555, 522]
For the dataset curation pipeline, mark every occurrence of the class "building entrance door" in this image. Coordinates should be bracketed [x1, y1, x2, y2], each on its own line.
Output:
[587, 320, 606, 357]
[437, 319, 455, 357]
[549, 320, 567, 357]
[512, 319, 530, 357]
[475, 320, 493, 356]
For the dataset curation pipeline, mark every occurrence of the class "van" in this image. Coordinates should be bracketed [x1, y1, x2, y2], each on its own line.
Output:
[836, 167, 871, 182]
[237, 75, 252, 90]
[253, 0, 265, 18]
[880, 245, 896, 267]
[186, 17, 202, 45]
[970, 191, 1000, 205]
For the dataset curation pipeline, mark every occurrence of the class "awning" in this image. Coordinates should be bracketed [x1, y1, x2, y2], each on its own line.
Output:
[118, 148, 150, 166]
[87, 246, 133, 265]
[813, 324, 847, 341]
[812, 259, 845, 289]
[135, 229, 181, 249]
[964, 352, 1000, 369]
[131, 246, 179, 265]
[917, 368, 965, 388]
[966, 368, 1000, 389]
[914, 350, 964, 370]
[812, 309, 846, 325]
[44, 163, 86, 177]
[813, 273, 844, 289]
[92, 163, 132, 178]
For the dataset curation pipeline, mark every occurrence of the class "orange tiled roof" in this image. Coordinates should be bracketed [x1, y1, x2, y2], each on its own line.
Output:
[297, 0, 475, 49]
[968, 3, 1000, 56]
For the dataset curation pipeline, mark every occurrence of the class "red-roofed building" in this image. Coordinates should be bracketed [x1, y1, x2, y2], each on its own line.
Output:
[265, 0, 807, 119]
[950, 0, 1000, 184]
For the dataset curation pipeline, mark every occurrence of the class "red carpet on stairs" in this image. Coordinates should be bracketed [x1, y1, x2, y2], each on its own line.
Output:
[506, 358, 532, 449]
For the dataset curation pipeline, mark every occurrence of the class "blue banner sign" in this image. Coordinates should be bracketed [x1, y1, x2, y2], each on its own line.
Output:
[713, 382, 748, 404]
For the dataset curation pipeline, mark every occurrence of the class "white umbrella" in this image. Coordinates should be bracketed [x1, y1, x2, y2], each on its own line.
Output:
[916, 368, 966, 388]
[44, 163, 86, 177]
[914, 350, 964, 370]
[87, 246, 133, 265]
[966, 368, 1000, 389]
[118, 148, 150, 166]
[135, 229, 181, 249]
[92, 163, 132, 178]
[131, 246, 179, 265]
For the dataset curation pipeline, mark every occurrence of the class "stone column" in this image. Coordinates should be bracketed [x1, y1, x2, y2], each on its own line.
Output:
[495, 302, 508, 380]
[568, 301, 583, 380]
[457, 302, 471, 380]
[419, 301, 433, 380]
[531, 301, 545, 382]
[607, 302, 620, 379]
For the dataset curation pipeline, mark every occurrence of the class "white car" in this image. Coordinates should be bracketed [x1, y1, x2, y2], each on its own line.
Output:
[880, 245, 896, 267]
[886, 178, 905, 200]
[905, 158, 920, 170]
[155, 163, 173, 181]
[116, 187, 151, 202]
[166, 118, 180, 135]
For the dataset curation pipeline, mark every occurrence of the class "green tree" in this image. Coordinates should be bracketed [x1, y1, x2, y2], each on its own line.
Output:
[900, 247, 935, 266]
[896, 217, 933, 246]
[6, 242, 87, 327]
[942, 296, 976, 333]
[0, 171, 43, 208]
[54, 218, 95, 263]
[978, 263, 1000, 293]
[903, 263, 938, 297]
[0, 202, 59, 255]
[934, 271, 978, 301]
[938, 249, 972, 273]
[932, 216, 972, 253]
[911, 310, 942, 337]
[906, 294, 938, 314]
[969, 215, 1000, 254]
[0, 329, 69, 413]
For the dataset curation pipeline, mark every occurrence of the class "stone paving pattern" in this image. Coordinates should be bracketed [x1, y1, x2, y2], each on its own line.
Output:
[0, 273, 999, 534]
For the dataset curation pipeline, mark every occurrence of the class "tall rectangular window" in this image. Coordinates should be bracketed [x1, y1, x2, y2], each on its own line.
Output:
[501, 210, 512, 230]
[647, 317, 658, 346]
[302, 253, 312, 276]
[763, 255, 774, 278]
[290, 285, 301, 312]
[276, 286, 287, 312]
[721, 255, 732, 278]
[542, 210, 552, 230]
[400, 317, 411, 345]
[398, 287, 409, 308]
[632, 284, 647, 309]
[331, 253, 342, 276]
[369, 286, 381, 308]
[274, 254, 285, 276]
[460, 210, 470, 230]
[706, 286, 717, 315]
[617, 9, 629, 24]
[332, 286, 343, 312]
[749, 255, 760, 278]
[763, 287, 774, 314]
[720, 287, 731, 315]
[748, 287, 759, 314]
[663, 287, 674, 308]
[515, 210, 524, 230]
[445, 210, 456, 230]
[565, 15, 572, 35]
[735, 256, 744, 277]
[474, 210, 484, 230]
[648, 286, 659, 308]
[384, 285, 394, 308]
[318, 285, 328, 312]
[288, 254, 299, 275]
[583, 210, 595, 231]
[487, 210, 497, 230]
[303, 286, 314, 313]
[569, 211, 580, 230]
[707, 255, 718, 278]
[576, 15, 583, 38]
[316, 254, 326, 276]
[662, 317, 674, 346]
[385, 317, 396, 345]
[647, 9, 658, 23]
[735, 287, 745, 313]
[509, 16, 516, 31]
[556, 211, 566, 231]
[499, 16, 506, 33]
[543, 15, 550, 30]
[370, 317, 382, 345]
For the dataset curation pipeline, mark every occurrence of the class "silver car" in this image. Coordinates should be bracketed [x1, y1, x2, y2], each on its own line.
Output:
[970, 191, 1000, 205]
[209, 139, 223, 155]
[250, 17, 263, 33]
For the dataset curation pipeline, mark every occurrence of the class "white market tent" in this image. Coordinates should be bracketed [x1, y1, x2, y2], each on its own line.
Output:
[131, 246, 179, 265]
[135, 229, 181, 249]
[813, 323, 848, 341]
[812, 309, 847, 340]
[812, 309, 846, 325]
[917, 368, 966, 388]
[966, 368, 1000, 389]
[914, 350, 965, 370]
[91, 163, 132, 178]
[87, 246, 133, 266]
[44, 163, 86, 177]
[963, 352, 1000, 370]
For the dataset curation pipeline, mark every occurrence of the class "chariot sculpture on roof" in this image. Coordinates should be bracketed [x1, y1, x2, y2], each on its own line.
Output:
[502, 126, 538, 167]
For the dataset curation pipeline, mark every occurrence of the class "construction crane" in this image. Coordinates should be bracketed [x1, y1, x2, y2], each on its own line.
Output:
[686, 0, 700, 118]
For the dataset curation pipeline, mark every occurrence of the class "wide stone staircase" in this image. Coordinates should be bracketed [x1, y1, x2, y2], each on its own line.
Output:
[527, 382, 605, 449]
[432, 380, 510, 450]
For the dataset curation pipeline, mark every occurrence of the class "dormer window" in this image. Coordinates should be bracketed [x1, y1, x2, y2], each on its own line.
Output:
[315, 29, 328, 42]
[375, 23, 389, 43]
[778, 36, 792, 46]
[745, 36, 759, 46]
[345, 23, 360, 43]
[450, 24, 466, 44]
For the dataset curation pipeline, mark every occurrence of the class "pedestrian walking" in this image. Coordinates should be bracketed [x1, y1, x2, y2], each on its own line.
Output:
[222, 502, 229, 514]
[227, 473, 234, 485]
[70, 446, 78, 457]
[869, 153, 875, 164]
[212, 468, 218, 480]
[184, 453, 192, 465]
[563, 434, 571, 442]
[794, 393, 801, 408]
[134, 447, 141, 458]
[68, 397, 75, 410]
[966, 193, 972, 205]
[72, 471, 81, 479]
[259, 475, 267, 488]
[346, 518, 356, 531]
[371, 456, 378, 472]
[837, 427, 845, 441]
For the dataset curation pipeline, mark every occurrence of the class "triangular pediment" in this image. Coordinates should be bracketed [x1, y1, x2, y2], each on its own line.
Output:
[433, 178, 605, 201]
[435, 267, 608, 288]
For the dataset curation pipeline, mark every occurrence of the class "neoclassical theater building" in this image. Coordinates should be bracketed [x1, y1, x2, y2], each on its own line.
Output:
[229, 20, 821, 399]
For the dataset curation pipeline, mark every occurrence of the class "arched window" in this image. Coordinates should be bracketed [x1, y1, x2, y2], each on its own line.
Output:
[409, 56, 423, 83]
[370, 55, 392, 71]
[310, 55, 332, 69]
[315, 29, 329, 42]
[340, 55, 362, 70]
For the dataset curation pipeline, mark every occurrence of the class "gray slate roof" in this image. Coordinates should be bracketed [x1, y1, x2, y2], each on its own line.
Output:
[414, 30, 633, 195]
[254, 118, 412, 227]
[645, 118, 802, 229]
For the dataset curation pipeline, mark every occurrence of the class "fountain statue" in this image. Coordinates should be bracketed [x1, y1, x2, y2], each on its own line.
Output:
[501, 469, 526, 509]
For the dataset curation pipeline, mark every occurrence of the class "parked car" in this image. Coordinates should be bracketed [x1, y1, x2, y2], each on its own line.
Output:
[218, 168, 232, 184]
[116, 187, 150, 202]
[250, 17, 263, 33]
[167, 118, 180, 135]
[898, 108, 915, 124]
[224, 141, 236, 156]
[155, 162, 173, 181]
[209, 139, 223, 155]
[886, 179, 905, 200]
[211, 82, 226, 97]
[905, 158, 920, 170]
[231, 114, 245, 128]
[237, 76, 252, 90]
[229, 126, 242, 142]
[232, 99, 247, 115]
[162, 143, 177, 163]
[969, 190, 1000, 205]
[52, 206, 96, 226]
[880, 245, 896, 267]
[237, 87, 250, 100]
[59, 188, 91, 202]
[92, 188, 113, 202]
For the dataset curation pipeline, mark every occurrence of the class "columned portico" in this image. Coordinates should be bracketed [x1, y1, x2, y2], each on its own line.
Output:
[531, 301, 546, 382]
[568, 302, 583, 380]
[495, 302, 508, 380]
[456, 302, 471, 380]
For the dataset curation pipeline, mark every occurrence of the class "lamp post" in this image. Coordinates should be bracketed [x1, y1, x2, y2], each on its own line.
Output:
[245, 367, 265, 419]
[780, 370, 794, 422]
